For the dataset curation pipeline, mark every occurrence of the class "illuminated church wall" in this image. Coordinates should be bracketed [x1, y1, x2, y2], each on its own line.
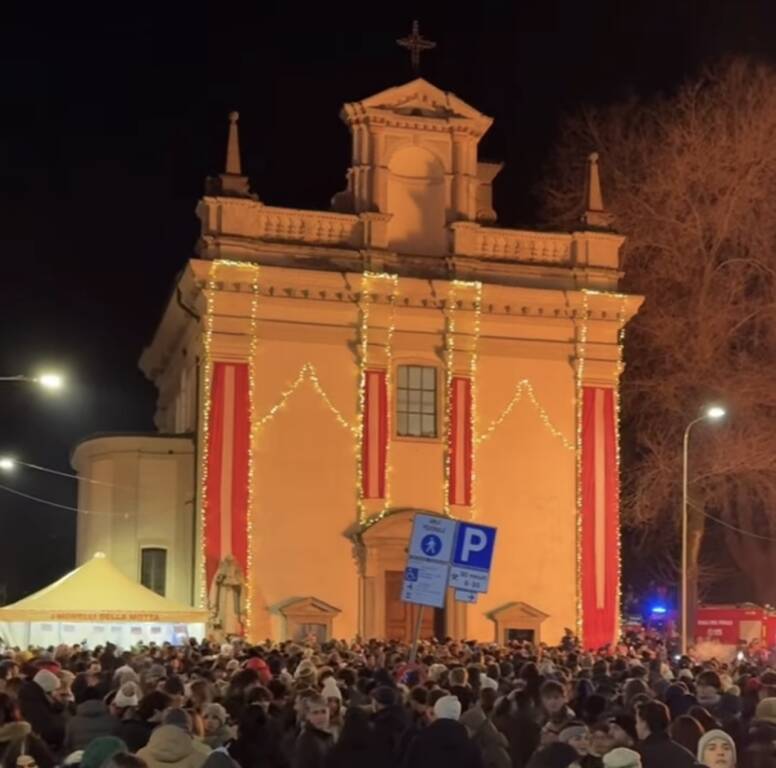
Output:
[74, 78, 641, 647]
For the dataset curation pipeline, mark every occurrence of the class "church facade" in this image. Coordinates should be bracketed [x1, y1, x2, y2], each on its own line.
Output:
[74, 78, 641, 647]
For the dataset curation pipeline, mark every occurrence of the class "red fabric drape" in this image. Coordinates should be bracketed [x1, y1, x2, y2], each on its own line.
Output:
[449, 376, 472, 507]
[362, 369, 387, 499]
[230, 364, 250, 575]
[204, 362, 250, 597]
[581, 386, 620, 650]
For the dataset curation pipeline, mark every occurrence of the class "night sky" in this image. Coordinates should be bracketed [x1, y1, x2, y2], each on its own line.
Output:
[1, 2, 775, 602]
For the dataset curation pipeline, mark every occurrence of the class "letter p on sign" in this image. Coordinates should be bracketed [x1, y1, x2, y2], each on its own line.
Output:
[453, 523, 496, 571]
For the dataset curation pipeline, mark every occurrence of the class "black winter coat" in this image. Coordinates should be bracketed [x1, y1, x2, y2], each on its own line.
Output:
[64, 700, 119, 752]
[292, 725, 333, 768]
[637, 732, 698, 768]
[372, 705, 410, 767]
[114, 716, 155, 753]
[402, 719, 484, 768]
[17, 681, 66, 752]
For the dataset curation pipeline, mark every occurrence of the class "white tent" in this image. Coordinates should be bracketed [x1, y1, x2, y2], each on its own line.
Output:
[0, 553, 207, 648]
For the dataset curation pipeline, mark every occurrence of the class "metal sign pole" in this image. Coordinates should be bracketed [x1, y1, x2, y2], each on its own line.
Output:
[408, 605, 424, 663]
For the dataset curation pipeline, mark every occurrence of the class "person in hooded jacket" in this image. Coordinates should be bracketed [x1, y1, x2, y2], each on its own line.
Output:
[492, 691, 541, 768]
[17, 670, 66, 753]
[402, 695, 483, 768]
[228, 703, 286, 768]
[325, 707, 388, 768]
[370, 687, 409, 768]
[460, 703, 511, 768]
[64, 686, 119, 752]
[137, 725, 208, 768]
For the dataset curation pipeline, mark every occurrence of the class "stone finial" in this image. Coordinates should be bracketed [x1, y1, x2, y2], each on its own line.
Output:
[581, 151, 613, 229]
[205, 110, 254, 198]
[226, 111, 242, 175]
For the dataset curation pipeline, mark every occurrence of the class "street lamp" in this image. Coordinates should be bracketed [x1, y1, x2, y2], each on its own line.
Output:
[681, 403, 726, 655]
[0, 373, 65, 391]
[0, 457, 15, 471]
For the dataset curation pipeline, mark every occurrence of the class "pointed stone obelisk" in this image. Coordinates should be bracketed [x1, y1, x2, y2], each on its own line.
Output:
[581, 152, 612, 229]
[207, 111, 253, 198]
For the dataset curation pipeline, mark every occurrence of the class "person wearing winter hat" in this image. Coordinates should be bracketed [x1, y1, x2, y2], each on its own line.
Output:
[201, 703, 230, 750]
[111, 682, 140, 720]
[17, 670, 66, 752]
[321, 676, 343, 741]
[697, 729, 736, 768]
[754, 697, 776, 726]
[403, 694, 483, 768]
[603, 748, 642, 768]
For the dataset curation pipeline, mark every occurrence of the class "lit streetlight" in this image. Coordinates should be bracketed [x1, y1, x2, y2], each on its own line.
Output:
[681, 404, 726, 655]
[0, 457, 15, 471]
[0, 373, 65, 391]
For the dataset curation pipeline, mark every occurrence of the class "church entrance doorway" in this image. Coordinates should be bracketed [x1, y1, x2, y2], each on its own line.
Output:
[360, 510, 465, 640]
[384, 570, 444, 641]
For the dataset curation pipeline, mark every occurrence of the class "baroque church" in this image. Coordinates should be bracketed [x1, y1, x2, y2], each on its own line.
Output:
[73, 66, 641, 647]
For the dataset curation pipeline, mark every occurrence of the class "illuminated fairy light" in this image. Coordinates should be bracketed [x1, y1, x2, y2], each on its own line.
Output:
[443, 280, 481, 518]
[468, 282, 482, 520]
[442, 284, 457, 517]
[357, 272, 399, 526]
[477, 379, 575, 450]
[614, 296, 627, 640]
[198, 260, 218, 609]
[244, 263, 260, 640]
[574, 290, 590, 640]
[252, 362, 357, 434]
[359, 272, 399, 528]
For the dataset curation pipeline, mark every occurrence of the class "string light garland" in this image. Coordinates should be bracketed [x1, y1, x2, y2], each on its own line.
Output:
[357, 272, 399, 526]
[244, 264, 260, 640]
[477, 379, 575, 450]
[198, 260, 218, 609]
[443, 280, 482, 518]
[253, 362, 357, 434]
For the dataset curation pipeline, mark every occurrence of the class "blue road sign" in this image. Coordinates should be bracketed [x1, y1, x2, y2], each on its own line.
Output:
[408, 514, 457, 562]
[453, 522, 497, 571]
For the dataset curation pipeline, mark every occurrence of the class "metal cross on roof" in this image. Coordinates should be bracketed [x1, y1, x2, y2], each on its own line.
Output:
[397, 20, 436, 75]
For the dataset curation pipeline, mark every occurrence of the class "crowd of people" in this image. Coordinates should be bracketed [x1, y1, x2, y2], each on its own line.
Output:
[0, 634, 775, 768]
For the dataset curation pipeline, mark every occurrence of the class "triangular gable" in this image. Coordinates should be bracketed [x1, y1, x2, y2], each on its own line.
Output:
[487, 601, 550, 622]
[343, 78, 492, 137]
[278, 596, 341, 617]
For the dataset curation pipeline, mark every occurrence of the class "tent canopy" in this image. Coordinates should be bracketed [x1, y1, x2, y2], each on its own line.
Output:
[0, 553, 207, 624]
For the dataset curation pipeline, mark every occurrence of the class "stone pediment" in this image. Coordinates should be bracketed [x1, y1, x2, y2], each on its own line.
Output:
[488, 601, 550, 622]
[342, 78, 492, 137]
[278, 596, 341, 618]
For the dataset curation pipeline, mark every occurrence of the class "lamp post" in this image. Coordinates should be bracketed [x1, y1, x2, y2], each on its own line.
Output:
[0, 373, 64, 391]
[681, 404, 726, 655]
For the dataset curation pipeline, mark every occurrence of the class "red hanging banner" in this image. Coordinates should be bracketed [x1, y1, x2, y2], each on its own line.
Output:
[449, 376, 473, 507]
[362, 369, 388, 499]
[580, 386, 620, 650]
[204, 362, 250, 600]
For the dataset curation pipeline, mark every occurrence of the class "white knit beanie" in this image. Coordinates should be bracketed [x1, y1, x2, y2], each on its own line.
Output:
[321, 677, 342, 702]
[33, 669, 59, 694]
[433, 695, 462, 721]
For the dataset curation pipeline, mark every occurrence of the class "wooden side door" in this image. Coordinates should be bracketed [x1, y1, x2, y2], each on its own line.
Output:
[385, 570, 441, 642]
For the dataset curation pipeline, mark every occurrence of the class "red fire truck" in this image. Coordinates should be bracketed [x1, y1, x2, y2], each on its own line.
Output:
[695, 603, 765, 655]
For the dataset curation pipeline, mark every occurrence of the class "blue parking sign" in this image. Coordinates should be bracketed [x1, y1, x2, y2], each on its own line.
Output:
[453, 523, 497, 571]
